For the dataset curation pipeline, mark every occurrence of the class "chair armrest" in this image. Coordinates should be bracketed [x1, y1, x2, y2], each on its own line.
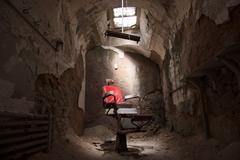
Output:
[124, 95, 142, 114]
[124, 95, 140, 101]
[102, 92, 118, 114]
[103, 92, 116, 102]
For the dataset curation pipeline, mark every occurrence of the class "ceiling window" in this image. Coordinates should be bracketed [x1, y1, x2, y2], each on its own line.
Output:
[113, 7, 137, 28]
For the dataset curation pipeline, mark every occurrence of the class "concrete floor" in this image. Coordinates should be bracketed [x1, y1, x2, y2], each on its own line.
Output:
[29, 128, 240, 160]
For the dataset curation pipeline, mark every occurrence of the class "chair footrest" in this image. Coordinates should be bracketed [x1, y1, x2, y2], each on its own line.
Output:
[131, 115, 153, 121]
[105, 108, 138, 115]
[118, 129, 147, 134]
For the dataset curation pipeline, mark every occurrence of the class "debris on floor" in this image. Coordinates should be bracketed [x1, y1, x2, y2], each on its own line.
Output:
[29, 129, 240, 160]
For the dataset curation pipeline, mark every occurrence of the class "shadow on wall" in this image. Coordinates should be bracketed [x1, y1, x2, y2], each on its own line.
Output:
[85, 46, 161, 126]
[0, 19, 35, 114]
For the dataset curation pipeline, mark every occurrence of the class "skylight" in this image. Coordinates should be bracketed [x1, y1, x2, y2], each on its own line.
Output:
[113, 7, 137, 28]
[113, 16, 137, 28]
[113, 7, 136, 17]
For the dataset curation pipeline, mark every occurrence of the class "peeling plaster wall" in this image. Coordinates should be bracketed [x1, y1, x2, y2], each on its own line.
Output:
[1, 0, 240, 143]
[162, 1, 240, 143]
[35, 55, 84, 137]
[0, 0, 86, 137]
[139, 9, 153, 50]
[0, 0, 80, 76]
[202, 0, 240, 24]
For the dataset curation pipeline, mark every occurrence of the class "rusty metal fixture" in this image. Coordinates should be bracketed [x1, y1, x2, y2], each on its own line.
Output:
[105, 30, 140, 43]
[0, 111, 53, 159]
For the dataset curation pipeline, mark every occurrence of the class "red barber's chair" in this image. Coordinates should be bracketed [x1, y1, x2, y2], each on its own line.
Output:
[102, 84, 153, 152]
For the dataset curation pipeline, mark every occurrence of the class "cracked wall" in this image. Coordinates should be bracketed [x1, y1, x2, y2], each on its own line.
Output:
[0, 0, 86, 137]
[162, 2, 240, 143]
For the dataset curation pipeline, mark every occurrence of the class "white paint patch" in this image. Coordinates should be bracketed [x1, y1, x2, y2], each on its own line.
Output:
[78, 35, 88, 111]
[101, 45, 125, 58]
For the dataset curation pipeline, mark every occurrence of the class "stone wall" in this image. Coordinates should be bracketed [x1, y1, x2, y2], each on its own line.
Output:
[85, 46, 161, 125]
[162, 3, 240, 143]
[35, 55, 84, 137]
[0, 0, 86, 137]
[1, 0, 240, 143]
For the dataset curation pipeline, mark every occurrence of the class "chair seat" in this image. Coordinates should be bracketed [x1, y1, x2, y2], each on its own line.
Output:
[117, 103, 135, 108]
[105, 108, 138, 115]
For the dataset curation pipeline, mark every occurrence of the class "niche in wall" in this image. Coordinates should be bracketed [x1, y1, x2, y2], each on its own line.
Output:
[85, 46, 160, 125]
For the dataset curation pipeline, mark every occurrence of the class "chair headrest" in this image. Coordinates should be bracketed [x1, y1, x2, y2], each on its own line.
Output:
[102, 85, 123, 104]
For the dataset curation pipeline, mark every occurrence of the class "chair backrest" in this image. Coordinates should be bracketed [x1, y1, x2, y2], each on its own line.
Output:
[102, 85, 123, 104]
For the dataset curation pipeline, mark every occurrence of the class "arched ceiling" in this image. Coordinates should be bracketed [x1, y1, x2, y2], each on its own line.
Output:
[66, 0, 240, 62]
[67, 0, 178, 60]
[70, 0, 174, 19]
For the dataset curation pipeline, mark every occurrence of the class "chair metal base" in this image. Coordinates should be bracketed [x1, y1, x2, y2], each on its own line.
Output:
[115, 132, 128, 152]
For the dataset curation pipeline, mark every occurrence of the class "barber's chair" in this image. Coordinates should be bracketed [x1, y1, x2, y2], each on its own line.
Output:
[102, 84, 153, 152]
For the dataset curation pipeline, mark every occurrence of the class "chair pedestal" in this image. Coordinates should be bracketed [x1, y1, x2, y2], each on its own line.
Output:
[115, 132, 128, 152]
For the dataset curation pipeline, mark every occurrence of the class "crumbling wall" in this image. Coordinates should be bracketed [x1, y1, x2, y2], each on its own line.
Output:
[1, 0, 239, 143]
[0, 0, 80, 112]
[204, 65, 240, 143]
[163, 26, 203, 136]
[162, 2, 240, 143]
[0, 0, 86, 137]
[35, 55, 84, 137]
